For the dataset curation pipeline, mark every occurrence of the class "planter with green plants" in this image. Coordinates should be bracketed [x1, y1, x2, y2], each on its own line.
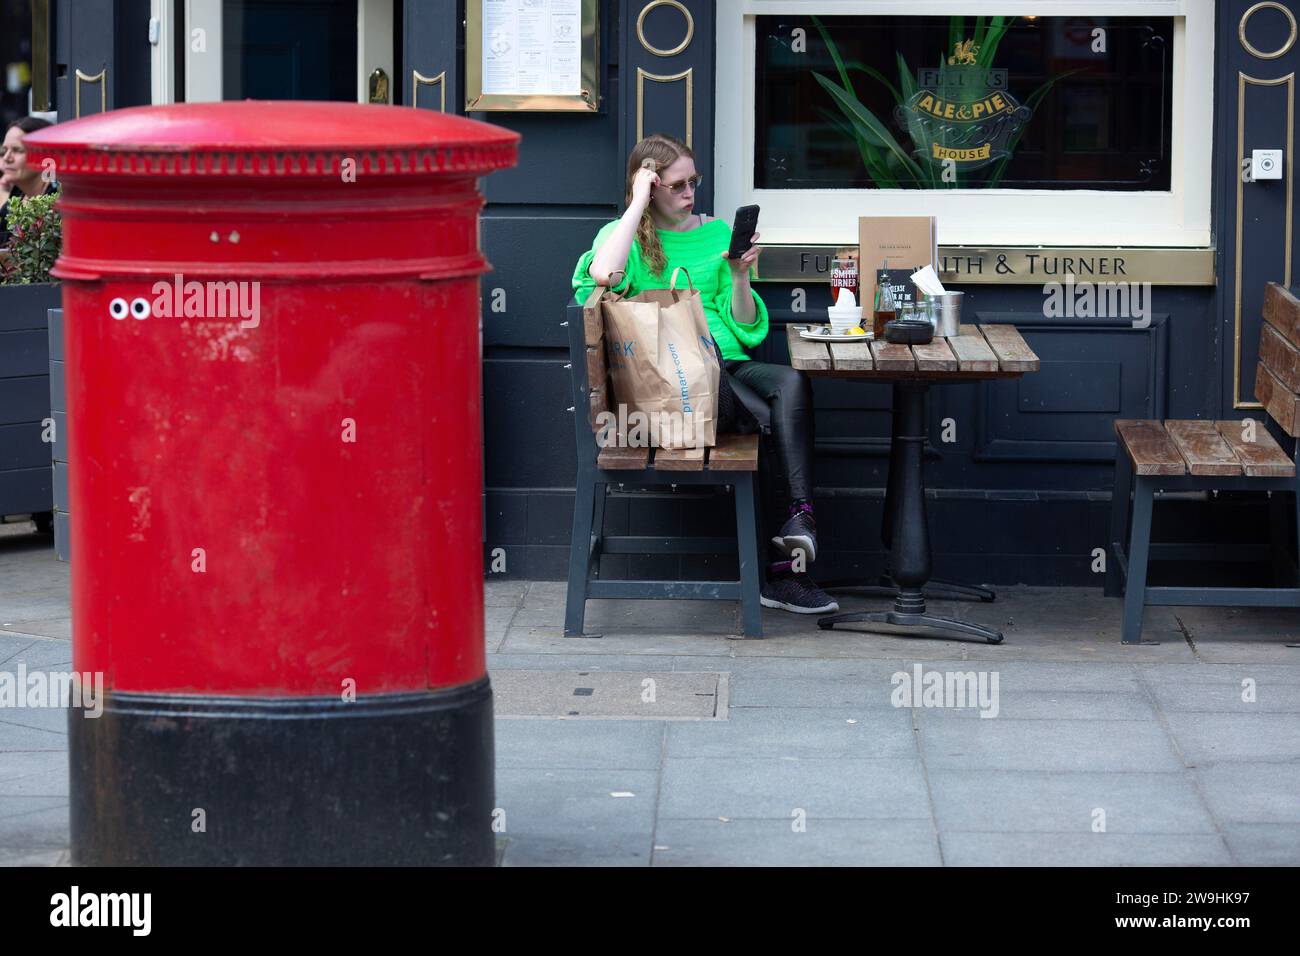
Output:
[0, 191, 62, 545]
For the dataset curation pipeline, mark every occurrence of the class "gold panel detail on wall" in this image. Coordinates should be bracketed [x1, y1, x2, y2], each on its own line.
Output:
[637, 0, 694, 57]
[74, 68, 106, 118]
[31, 0, 52, 112]
[1239, 2, 1298, 60]
[1234, 71, 1295, 409]
[413, 70, 446, 111]
[637, 68, 693, 148]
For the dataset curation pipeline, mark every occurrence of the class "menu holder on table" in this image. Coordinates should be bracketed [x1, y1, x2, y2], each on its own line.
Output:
[858, 215, 937, 312]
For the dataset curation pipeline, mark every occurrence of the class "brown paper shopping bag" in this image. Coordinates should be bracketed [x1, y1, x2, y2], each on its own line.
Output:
[599, 266, 720, 450]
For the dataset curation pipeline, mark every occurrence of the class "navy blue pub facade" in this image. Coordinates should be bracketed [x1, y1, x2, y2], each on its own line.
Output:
[12, 0, 1300, 587]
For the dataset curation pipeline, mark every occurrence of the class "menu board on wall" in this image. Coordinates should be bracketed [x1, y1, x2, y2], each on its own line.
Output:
[467, 0, 600, 111]
[481, 0, 582, 96]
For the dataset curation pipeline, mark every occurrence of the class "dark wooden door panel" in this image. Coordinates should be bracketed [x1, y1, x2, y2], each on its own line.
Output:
[974, 321, 1167, 462]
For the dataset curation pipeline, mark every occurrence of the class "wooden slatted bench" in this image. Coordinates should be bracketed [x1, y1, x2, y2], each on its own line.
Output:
[562, 287, 763, 639]
[1108, 282, 1300, 644]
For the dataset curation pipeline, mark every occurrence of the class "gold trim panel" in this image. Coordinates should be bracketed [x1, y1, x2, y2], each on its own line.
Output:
[1234, 71, 1295, 409]
[412, 70, 446, 111]
[637, 68, 693, 148]
[465, 0, 600, 111]
[1240, 2, 1298, 60]
[756, 246, 1216, 286]
[74, 68, 106, 118]
[637, 0, 694, 57]
[31, 0, 51, 112]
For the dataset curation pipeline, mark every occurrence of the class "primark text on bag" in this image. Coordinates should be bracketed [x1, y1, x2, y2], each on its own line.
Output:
[598, 266, 720, 450]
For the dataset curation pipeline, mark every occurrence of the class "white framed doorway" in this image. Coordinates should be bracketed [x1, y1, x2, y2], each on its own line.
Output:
[151, 0, 395, 104]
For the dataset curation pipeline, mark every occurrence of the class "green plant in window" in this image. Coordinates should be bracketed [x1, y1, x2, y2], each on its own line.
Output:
[810, 15, 1076, 189]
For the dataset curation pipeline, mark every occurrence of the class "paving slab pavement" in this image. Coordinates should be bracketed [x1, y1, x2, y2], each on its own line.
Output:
[1, 532, 1297, 866]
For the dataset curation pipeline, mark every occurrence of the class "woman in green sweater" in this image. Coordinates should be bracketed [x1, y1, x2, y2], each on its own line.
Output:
[572, 133, 836, 615]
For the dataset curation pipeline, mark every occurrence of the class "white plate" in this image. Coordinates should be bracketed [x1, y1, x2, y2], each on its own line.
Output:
[796, 325, 873, 343]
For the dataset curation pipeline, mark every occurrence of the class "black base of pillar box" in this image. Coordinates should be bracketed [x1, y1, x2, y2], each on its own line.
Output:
[68, 677, 494, 866]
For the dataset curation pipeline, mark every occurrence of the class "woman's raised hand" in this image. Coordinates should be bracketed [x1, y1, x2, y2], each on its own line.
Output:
[723, 232, 762, 277]
[630, 165, 660, 209]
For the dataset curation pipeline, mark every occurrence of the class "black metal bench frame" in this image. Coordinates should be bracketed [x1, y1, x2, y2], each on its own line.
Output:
[562, 299, 764, 639]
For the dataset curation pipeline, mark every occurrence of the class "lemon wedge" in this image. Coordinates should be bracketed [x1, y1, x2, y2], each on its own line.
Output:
[847, 326, 866, 336]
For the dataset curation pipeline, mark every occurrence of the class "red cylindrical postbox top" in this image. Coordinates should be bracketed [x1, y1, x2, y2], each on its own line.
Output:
[28, 102, 518, 283]
[25, 100, 519, 179]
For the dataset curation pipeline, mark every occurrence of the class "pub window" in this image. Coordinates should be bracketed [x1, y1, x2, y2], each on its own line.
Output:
[756, 14, 1173, 192]
[715, 1, 1212, 248]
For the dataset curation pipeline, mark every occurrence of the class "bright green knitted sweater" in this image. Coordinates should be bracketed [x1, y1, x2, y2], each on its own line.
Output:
[571, 217, 769, 362]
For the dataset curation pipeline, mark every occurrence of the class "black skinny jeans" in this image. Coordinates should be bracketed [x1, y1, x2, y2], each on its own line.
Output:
[718, 358, 816, 563]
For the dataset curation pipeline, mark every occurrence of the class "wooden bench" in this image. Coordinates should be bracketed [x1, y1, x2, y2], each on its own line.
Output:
[1108, 282, 1300, 643]
[563, 287, 764, 638]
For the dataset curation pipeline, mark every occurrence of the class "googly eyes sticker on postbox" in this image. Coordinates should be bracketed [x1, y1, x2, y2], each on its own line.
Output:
[109, 297, 152, 320]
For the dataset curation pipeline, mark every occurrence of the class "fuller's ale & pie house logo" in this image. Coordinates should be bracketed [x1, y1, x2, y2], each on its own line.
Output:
[896, 39, 1031, 170]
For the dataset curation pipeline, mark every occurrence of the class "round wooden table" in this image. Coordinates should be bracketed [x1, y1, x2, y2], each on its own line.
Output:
[786, 322, 1041, 644]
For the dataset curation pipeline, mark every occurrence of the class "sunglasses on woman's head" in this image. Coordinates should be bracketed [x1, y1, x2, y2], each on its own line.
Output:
[658, 174, 703, 195]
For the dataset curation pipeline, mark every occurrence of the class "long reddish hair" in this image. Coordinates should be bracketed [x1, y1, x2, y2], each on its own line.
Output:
[625, 133, 694, 277]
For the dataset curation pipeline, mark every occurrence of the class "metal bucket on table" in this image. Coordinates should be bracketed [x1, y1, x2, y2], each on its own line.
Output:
[928, 291, 964, 337]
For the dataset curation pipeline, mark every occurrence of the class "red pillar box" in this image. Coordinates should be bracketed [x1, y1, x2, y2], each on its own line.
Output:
[26, 103, 518, 866]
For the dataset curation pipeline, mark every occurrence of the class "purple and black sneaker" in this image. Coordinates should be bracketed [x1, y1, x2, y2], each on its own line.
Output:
[771, 500, 818, 564]
[760, 560, 839, 614]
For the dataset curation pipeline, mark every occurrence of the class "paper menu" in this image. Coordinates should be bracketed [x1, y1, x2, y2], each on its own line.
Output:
[858, 216, 938, 313]
[482, 0, 581, 96]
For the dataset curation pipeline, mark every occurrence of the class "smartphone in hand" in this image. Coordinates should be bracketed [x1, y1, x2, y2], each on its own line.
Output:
[727, 205, 760, 260]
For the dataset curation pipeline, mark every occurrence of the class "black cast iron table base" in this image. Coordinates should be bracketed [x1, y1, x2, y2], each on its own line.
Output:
[816, 380, 1004, 644]
[817, 599, 1004, 644]
[820, 575, 996, 603]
